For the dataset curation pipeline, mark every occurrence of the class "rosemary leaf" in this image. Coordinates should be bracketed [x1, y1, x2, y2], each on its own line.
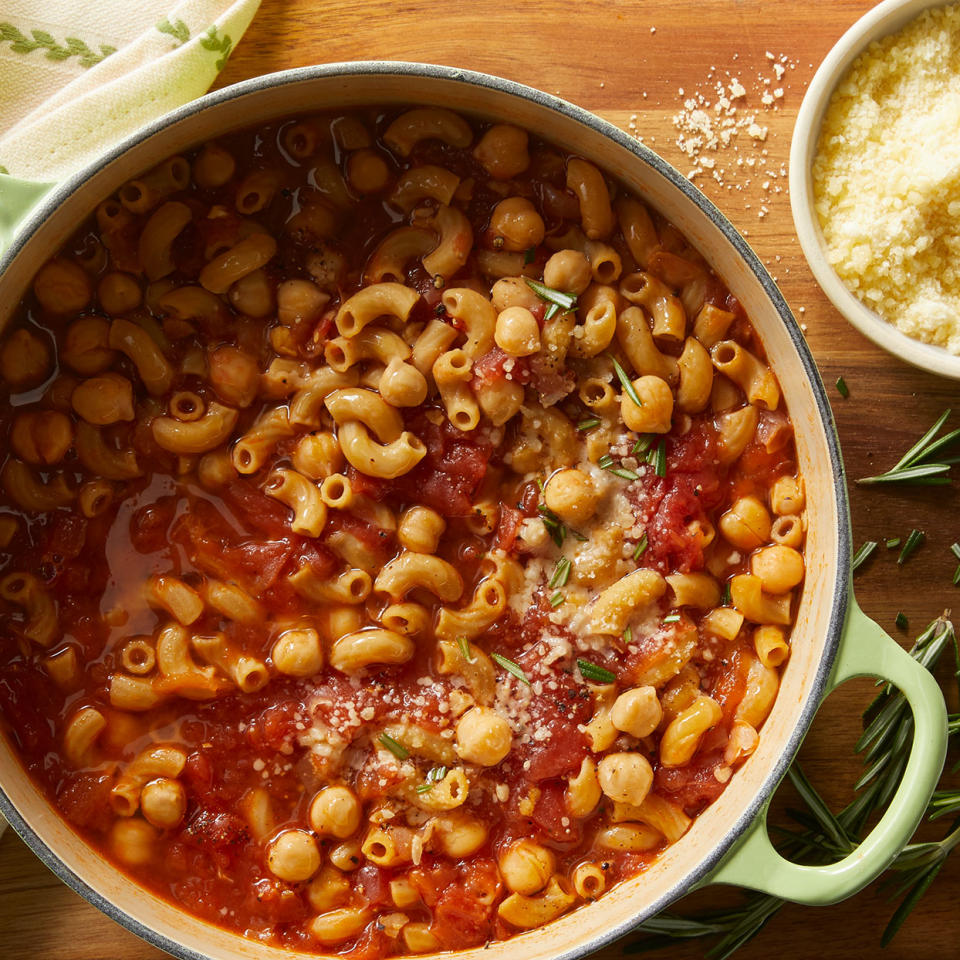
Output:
[898, 529, 925, 565]
[835, 376, 849, 398]
[457, 635, 475, 663]
[654, 439, 667, 477]
[491, 652, 531, 686]
[525, 277, 576, 311]
[379, 733, 409, 760]
[610, 466, 641, 481]
[633, 532, 648, 561]
[852, 540, 878, 573]
[577, 658, 616, 683]
[611, 355, 644, 409]
[577, 417, 601, 431]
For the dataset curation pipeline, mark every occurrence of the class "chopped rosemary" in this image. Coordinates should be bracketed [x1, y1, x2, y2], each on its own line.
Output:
[952, 543, 960, 561]
[895, 611, 908, 630]
[835, 376, 850, 398]
[525, 278, 577, 314]
[549, 556, 571, 589]
[537, 503, 566, 548]
[654, 439, 667, 477]
[491, 652, 531, 685]
[415, 765, 449, 793]
[548, 590, 565, 608]
[857, 409, 960, 486]
[523, 246, 536, 265]
[623, 626, 633, 643]
[898, 528, 925, 565]
[577, 658, 616, 683]
[379, 733, 409, 761]
[633, 532, 648, 561]
[721, 580, 731, 606]
[886, 537, 901, 549]
[852, 539, 878, 573]
[632, 434, 654, 456]
[663, 613, 681, 623]
[597, 453, 615, 469]
[457, 635, 475, 663]
[609, 467, 641, 481]
[577, 417, 601, 431]
[610, 355, 644, 409]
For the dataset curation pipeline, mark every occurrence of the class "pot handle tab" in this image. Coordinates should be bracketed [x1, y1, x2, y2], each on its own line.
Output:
[0, 175, 58, 258]
[708, 596, 947, 904]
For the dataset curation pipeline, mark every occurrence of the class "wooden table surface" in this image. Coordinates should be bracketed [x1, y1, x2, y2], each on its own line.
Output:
[2, 0, 959, 957]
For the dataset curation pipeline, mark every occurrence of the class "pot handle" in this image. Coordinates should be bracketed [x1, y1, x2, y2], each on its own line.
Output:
[0, 175, 58, 258]
[708, 595, 947, 904]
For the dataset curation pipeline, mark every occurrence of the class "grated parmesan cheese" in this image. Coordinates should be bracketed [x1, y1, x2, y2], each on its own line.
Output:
[813, 4, 960, 353]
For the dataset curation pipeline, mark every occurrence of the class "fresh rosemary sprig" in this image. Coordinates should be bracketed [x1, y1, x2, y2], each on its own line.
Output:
[630, 616, 958, 959]
[857, 409, 960, 486]
[852, 539, 878, 573]
[525, 278, 577, 320]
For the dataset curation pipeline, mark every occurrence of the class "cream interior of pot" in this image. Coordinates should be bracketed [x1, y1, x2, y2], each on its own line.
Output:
[0, 69, 844, 960]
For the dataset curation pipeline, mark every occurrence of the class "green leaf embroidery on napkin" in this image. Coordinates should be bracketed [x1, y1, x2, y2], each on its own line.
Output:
[0, 23, 115, 68]
[199, 25, 233, 71]
[156, 17, 191, 48]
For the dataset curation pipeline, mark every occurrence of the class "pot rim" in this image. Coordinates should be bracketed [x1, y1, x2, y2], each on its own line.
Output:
[0, 60, 850, 960]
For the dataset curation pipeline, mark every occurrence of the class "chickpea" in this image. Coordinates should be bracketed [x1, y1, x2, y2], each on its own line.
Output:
[494, 306, 541, 357]
[33, 257, 92, 314]
[719, 495, 772, 550]
[455, 706, 512, 766]
[309, 785, 362, 838]
[347, 149, 390, 194]
[228, 268, 274, 318]
[544, 468, 599, 526]
[140, 777, 187, 829]
[499, 839, 555, 895]
[277, 279, 329, 327]
[307, 245, 346, 290]
[209, 345, 259, 408]
[610, 686, 662, 739]
[0, 328, 52, 390]
[750, 544, 805, 594]
[97, 272, 142, 315]
[473, 124, 530, 180]
[10, 410, 73, 465]
[489, 197, 545, 252]
[267, 829, 321, 882]
[543, 249, 593, 296]
[61, 316, 116, 375]
[71, 373, 135, 424]
[597, 752, 654, 806]
[110, 818, 157, 867]
[620, 375, 674, 433]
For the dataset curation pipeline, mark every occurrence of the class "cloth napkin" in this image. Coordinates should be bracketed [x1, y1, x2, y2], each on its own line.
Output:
[0, 0, 261, 183]
[0, 0, 262, 838]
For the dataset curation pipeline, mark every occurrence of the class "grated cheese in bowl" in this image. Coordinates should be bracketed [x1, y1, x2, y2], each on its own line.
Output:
[812, 3, 960, 355]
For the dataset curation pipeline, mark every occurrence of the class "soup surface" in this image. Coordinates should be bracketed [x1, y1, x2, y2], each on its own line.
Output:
[0, 106, 805, 955]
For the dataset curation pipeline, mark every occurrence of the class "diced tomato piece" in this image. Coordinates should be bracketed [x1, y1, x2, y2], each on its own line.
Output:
[224, 480, 295, 535]
[131, 497, 178, 554]
[472, 347, 531, 387]
[408, 859, 459, 907]
[531, 780, 581, 844]
[340, 924, 389, 960]
[431, 884, 493, 949]
[182, 808, 250, 858]
[247, 878, 308, 925]
[655, 746, 728, 815]
[247, 701, 302, 753]
[494, 504, 523, 552]
[58, 773, 114, 831]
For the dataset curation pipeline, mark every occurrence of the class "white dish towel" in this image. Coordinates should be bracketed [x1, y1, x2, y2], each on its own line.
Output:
[0, 0, 261, 182]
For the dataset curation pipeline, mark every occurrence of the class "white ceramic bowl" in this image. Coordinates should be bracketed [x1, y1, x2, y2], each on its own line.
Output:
[789, 0, 960, 380]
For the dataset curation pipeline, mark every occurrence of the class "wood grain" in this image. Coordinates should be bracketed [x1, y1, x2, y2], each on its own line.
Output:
[2, 1, 959, 958]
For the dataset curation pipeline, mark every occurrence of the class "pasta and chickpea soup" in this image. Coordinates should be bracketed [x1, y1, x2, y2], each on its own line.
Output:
[0, 106, 805, 954]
